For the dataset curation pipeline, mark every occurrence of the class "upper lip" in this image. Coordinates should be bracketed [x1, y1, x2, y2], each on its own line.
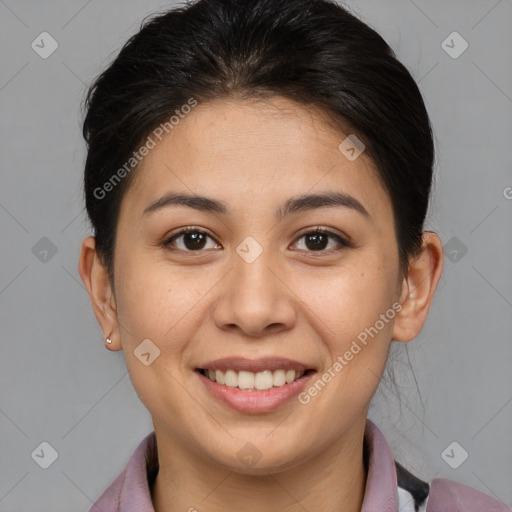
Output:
[196, 357, 316, 373]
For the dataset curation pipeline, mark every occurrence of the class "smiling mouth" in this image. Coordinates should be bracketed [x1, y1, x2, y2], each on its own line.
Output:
[196, 368, 316, 391]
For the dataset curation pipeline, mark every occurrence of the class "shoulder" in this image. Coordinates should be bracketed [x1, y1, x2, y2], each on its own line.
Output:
[426, 477, 511, 512]
[395, 461, 510, 512]
[88, 432, 157, 512]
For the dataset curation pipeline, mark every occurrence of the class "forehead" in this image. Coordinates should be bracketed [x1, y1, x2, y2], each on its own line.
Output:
[120, 96, 391, 224]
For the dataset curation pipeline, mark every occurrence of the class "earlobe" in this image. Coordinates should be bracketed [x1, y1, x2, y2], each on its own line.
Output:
[392, 232, 444, 342]
[78, 236, 121, 350]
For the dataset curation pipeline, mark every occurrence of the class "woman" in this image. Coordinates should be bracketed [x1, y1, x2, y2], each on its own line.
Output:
[78, 0, 509, 510]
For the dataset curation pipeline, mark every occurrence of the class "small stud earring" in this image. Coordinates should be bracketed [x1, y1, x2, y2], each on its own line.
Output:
[106, 337, 112, 344]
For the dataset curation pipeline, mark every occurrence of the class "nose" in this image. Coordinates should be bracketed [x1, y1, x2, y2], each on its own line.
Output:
[211, 245, 297, 338]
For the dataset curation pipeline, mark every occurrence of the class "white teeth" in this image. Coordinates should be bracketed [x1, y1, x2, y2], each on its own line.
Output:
[215, 369, 225, 385]
[238, 371, 255, 390]
[285, 369, 296, 384]
[201, 368, 306, 390]
[225, 369, 238, 387]
[273, 369, 286, 387]
[254, 370, 273, 390]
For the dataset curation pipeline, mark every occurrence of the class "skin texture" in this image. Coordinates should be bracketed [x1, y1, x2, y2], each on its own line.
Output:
[79, 96, 443, 512]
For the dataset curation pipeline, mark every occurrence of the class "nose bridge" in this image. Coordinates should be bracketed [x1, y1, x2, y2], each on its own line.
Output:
[232, 233, 281, 301]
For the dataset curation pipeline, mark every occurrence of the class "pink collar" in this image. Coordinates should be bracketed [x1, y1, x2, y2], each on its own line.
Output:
[360, 418, 400, 511]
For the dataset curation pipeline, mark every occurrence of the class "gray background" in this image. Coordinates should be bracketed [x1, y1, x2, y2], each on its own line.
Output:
[0, 0, 511, 510]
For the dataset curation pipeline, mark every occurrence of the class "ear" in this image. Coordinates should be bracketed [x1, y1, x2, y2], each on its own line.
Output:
[392, 231, 444, 342]
[78, 236, 121, 350]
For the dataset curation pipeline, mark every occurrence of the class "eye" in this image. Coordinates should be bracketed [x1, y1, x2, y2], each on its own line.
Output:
[161, 226, 353, 254]
[292, 227, 353, 253]
[162, 227, 219, 252]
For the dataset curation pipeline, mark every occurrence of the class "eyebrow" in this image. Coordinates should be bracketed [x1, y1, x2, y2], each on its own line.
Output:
[142, 191, 370, 221]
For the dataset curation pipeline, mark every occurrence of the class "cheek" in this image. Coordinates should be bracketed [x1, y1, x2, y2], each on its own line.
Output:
[297, 260, 397, 418]
[295, 254, 398, 339]
[295, 255, 399, 408]
[113, 248, 213, 350]
[113, 249, 177, 341]
[112, 251, 199, 414]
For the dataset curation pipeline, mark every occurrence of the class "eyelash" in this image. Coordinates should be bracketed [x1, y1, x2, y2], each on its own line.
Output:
[160, 226, 353, 255]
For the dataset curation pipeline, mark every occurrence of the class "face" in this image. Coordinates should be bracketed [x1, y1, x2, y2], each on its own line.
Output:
[104, 96, 405, 472]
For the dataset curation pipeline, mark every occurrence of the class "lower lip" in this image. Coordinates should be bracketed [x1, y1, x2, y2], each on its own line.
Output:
[195, 370, 316, 414]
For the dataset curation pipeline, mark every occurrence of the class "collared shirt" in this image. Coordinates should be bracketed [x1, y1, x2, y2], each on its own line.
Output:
[89, 418, 508, 512]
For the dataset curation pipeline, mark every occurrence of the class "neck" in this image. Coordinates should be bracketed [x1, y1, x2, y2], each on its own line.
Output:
[150, 416, 368, 512]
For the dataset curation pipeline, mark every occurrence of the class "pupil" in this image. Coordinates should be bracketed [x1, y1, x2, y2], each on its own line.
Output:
[306, 233, 327, 251]
[185, 232, 206, 250]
